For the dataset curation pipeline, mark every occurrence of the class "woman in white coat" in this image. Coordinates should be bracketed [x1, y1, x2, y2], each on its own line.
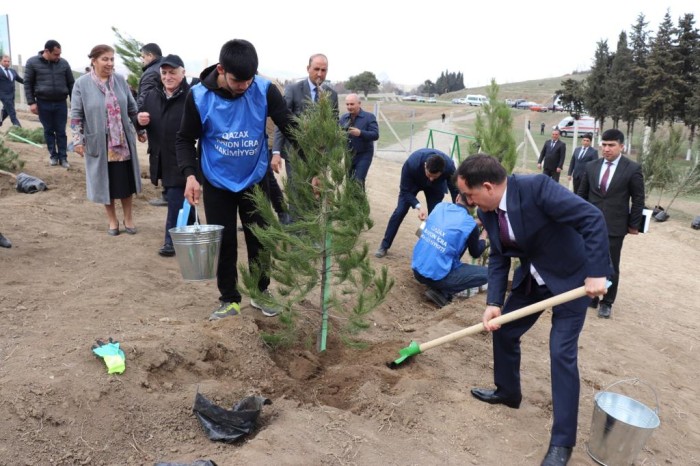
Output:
[70, 44, 141, 236]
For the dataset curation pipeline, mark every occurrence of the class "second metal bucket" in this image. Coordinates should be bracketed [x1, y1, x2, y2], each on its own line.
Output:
[169, 224, 224, 281]
[587, 378, 660, 465]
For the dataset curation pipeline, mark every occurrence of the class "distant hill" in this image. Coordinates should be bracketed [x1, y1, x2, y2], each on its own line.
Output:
[443, 72, 589, 104]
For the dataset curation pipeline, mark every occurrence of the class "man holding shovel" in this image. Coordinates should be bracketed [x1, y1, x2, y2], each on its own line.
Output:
[456, 154, 611, 466]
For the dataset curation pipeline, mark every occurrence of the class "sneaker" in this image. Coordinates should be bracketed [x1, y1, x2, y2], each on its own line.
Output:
[250, 290, 280, 317]
[374, 247, 387, 258]
[454, 289, 473, 299]
[60, 160, 71, 169]
[158, 243, 175, 257]
[49, 157, 59, 166]
[208, 301, 241, 321]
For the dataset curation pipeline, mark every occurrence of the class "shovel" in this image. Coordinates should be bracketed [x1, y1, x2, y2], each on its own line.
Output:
[388, 284, 605, 368]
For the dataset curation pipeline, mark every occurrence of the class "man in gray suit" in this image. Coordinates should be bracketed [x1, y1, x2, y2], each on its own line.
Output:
[567, 132, 598, 194]
[272, 53, 338, 178]
[578, 129, 644, 319]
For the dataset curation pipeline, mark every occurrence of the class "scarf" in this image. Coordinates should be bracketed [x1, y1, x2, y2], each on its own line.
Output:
[90, 70, 130, 161]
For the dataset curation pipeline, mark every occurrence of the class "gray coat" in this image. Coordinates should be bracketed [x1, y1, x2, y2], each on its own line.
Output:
[70, 73, 141, 205]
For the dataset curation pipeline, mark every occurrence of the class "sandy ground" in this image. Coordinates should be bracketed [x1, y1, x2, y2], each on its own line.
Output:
[1, 110, 699, 465]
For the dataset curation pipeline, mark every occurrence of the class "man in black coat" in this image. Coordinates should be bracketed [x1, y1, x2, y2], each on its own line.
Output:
[135, 54, 191, 257]
[578, 128, 644, 319]
[567, 132, 598, 194]
[538, 128, 566, 182]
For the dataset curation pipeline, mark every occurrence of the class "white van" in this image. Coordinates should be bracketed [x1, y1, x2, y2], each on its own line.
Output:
[555, 116, 599, 137]
[465, 95, 488, 106]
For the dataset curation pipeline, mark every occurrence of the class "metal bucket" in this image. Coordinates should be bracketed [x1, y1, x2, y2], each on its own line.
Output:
[587, 379, 660, 465]
[169, 224, 224, 281]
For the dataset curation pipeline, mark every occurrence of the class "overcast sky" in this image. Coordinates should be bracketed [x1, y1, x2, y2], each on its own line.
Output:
[3, 1, 697, 88]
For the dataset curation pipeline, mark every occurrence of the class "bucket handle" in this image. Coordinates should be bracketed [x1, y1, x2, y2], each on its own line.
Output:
[602, 378, 659, 415]
[193, 204, 201, 231]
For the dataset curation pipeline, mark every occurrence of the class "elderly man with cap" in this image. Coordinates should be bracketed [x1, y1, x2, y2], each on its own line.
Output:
[136, 54, 193, 257]
[176, 39, 299, 321]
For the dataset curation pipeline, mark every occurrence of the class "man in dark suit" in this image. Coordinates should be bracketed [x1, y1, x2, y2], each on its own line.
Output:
[0, 55, 24, 127]
[375, 149, 459, 258]
[567, 132, 598, 194]
[272, 53, 339, 179]
[457, 154, 610, 466]
[339, 93, 379, 189]
[538, 128, 566, 182]
[578, 129, 644, 319]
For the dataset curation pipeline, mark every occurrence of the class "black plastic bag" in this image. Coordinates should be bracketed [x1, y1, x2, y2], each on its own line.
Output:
[192, 392, 271, 442]
[15, 172, 47, 194]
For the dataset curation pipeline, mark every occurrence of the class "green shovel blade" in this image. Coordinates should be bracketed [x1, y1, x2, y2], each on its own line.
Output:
[389, 340, 422, 368]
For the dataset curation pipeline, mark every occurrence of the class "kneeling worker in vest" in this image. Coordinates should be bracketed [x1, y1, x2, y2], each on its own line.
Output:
[412, 193, 488, 308]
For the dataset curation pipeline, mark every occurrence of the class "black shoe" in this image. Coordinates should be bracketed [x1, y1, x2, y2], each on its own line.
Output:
[597, 303, 612, 319]
[588, 296, 599, 309]
[470, 388, 522, 409]
[541, 445, 572, 466]
[0, 233, 12, 248]
[425, 289, 449, 308]
[158, 243, 175, 257]
[148, 197, 168, 207]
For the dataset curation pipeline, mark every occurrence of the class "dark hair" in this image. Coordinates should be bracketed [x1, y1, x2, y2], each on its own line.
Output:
[457, 153, 507, 188]
[552, 128, 561, 135]
[601, 128, 624, 144]
[140, 43, 162, 57]
[219, 39, 258, 80]
[582, 132, 593, 141]
[425, 154, 446, 174]
[44, 40, 61, 52]
[88, 44, 114, 60]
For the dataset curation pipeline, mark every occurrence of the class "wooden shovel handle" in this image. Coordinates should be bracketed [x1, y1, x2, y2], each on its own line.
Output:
[419, 286, 587, 353]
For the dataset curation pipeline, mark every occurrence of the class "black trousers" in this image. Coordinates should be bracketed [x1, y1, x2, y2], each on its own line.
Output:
[203, 176, 270, 303]
[603, 235, 625, 305]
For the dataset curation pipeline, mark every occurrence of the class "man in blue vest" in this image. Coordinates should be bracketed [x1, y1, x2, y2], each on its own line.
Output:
[176, 39, 297, 321]
[412, 196, 488, 307]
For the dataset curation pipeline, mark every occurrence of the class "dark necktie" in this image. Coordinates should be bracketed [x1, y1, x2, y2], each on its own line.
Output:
[551, 141, 555, 150]
[600, 161, 613, 195]
[579, 147, 586, 160]
[497, 208, 518, 250]
[4, 68, 10, 79]
[314, 86, 321, 102]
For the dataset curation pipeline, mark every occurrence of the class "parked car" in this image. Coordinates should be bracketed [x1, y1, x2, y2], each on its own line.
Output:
[416, 96, 426, 103]
[427, 97, 437, 103]
[548, 104, 564, 112]
[515, 101, 536, 110]
[529, 103, 548, 112]
[511, 99, 527, 108]
[403, 95, 417, 101]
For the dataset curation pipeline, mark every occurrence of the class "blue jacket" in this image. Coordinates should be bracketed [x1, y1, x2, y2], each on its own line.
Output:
[191, 77, 271, 192]
[400, 148, 459, 207]
[412, 202, 485, 280]
[339, 108, 379, 159]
